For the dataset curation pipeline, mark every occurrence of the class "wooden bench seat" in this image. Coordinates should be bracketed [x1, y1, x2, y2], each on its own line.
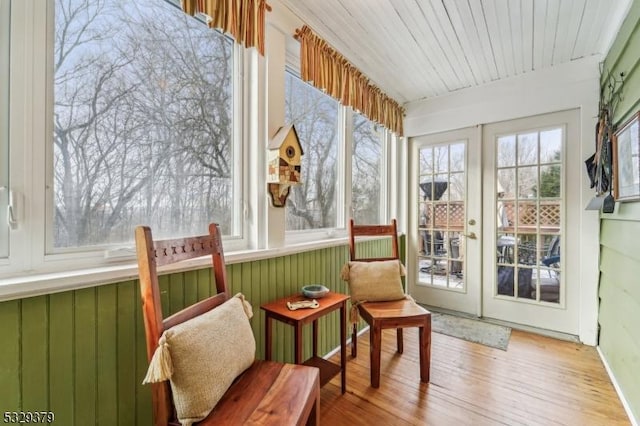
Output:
[183, 360, 319, 425]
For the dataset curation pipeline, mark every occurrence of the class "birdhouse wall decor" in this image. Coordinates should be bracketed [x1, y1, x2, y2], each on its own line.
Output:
[267, 124, 304, 207]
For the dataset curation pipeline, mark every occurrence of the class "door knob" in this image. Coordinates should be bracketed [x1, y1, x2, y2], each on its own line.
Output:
[468, 219, 476, 225]
[464, 232, 477, 240]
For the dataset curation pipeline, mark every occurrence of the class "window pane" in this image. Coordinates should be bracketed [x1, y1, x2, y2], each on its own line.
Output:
[284, 71, 339, 230]
[434, 146, 448, 172]
[518, 166, 538, 199]
[0, 0, 9, 258]
[53, 0, 236, 249]
[540, 164, 561, 198]
[540, 129, 562, 163]
[517, 132, 538, 165]
[497, 135, 515, 167]
[352, 112, 382, 224]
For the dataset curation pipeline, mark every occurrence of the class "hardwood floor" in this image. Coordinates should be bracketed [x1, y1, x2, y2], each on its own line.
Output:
[320, 327, 630, 425]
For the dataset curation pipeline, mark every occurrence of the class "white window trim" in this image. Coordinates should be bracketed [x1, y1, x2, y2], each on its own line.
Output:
[0, 235, 353, 302]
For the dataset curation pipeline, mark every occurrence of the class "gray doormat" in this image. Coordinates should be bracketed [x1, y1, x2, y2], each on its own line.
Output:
[431, 312, 511, 351]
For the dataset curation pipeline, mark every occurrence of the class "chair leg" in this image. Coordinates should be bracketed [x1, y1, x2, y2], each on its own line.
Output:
[419, 318, 432, 383]
[396, 328, 403, 354]
[351, 323, 358, 358]
[370, 323, 382, 388]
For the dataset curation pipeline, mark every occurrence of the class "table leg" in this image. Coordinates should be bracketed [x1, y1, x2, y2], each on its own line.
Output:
[265, 315, 273, 361]
[312, 319, 318, 358]
[340, 302, 347, 394]
[294, 322, 303, 364]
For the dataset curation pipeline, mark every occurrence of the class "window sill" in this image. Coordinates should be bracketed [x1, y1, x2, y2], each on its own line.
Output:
[0, 236, 351, 302]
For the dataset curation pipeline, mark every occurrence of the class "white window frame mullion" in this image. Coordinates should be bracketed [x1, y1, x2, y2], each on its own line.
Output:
[0, 0, 11, 260]
[379, 129, 391, 224]
[3, 0, 49, 275]
[340, 106, 352, 229]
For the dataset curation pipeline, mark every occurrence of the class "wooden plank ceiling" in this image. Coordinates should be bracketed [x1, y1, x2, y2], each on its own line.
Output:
[277, 0, 632, 105]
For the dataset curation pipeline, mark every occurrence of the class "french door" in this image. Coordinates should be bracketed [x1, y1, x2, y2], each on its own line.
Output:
[409, 110, 579, 335]
[482, 110, 579, 334]
[408, 127, 482, 315]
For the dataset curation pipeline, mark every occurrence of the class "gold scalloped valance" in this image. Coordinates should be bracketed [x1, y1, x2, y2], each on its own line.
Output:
[295, 25, 404, 136]
[182, 0, 271, 56]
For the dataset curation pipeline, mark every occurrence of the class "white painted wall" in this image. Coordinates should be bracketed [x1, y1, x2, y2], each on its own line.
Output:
[404, 56, 602, 345]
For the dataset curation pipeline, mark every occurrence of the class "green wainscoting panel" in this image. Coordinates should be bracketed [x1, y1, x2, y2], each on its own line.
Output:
[0, 238, 396, 425]
[0, 300, 21, 411]
[49, 292, 74, 426]
[599, 1, 640, 421]
[21, 297, 48, 411]
[116, 281, 138, 426]
[74, 288, 97, 426]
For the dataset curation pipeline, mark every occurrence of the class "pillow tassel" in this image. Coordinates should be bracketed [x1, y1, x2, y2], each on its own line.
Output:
[143, 335, 173, 384]
[340, 262, 351, 281]
[349, 302, 361, 324]
[399, 261, 407, 277]
[235, 293, 254, 319]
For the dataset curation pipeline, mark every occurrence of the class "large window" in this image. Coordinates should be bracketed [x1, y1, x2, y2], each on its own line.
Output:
[352, 112, 384, 224]
[284, 71, 339, 231]
[0, 0, 9, 259]
[1, 2, 393, 284]
[51, 0, 238, 250]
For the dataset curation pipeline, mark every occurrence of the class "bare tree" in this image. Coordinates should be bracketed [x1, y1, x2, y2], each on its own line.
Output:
[284, 73, 338, 229]
[53, 0, 234, 247]
[352, 112, 382, 224]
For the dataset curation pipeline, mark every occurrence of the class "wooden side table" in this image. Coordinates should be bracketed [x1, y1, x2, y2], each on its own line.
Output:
[261, 291, 349, 394]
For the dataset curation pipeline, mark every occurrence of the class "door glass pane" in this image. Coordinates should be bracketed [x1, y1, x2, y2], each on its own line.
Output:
[518, 166, 538, 198]
[417, 142, 465, 291]
[450, 143, 465, 172]
[434, 146, 448, 172]
[540, 129, 562, 163]
[495, 128, 562, 304]
[517, 133, 538, 165]
[0, 0, 9, 259]
[497, 135, 516, 167]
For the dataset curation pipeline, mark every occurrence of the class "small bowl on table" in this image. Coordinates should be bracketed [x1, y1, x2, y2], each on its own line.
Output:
[301, 284, 330, 299]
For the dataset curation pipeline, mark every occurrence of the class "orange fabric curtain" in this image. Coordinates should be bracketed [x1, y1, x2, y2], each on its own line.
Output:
[182, 0, 271, 56]
[295, 25, 404, 136]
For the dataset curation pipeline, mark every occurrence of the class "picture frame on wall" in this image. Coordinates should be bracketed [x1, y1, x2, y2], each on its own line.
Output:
[613, 111, 640, 201]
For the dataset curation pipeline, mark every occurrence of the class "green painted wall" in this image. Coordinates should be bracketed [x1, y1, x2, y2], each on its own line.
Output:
[600, 0, 640, 421]
[0, 237, 399, 425]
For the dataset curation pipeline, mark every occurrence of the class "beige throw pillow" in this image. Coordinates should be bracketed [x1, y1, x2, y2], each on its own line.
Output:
[341, 259, 406, 302]
[143, 293, 256, 426]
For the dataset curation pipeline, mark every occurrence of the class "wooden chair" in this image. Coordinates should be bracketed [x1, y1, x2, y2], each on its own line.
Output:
[135, 224, 320, 426]
[348, 219, 431, 388]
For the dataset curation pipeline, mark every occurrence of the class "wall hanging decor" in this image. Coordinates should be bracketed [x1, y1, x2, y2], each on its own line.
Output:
[613, 111, 640, 202]
[585, 65, 624, 212]
[267, 125, 303, 207]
